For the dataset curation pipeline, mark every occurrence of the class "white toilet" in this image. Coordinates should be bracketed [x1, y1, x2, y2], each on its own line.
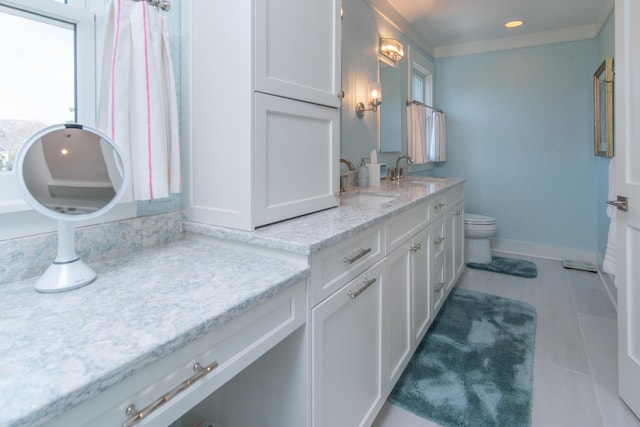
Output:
[464, 214, 497, 264]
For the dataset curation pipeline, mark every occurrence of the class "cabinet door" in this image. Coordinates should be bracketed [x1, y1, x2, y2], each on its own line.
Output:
[411, 228, 432, 345]
[445, 202, 465, 293]
[385, 243, 412, 391]
[430, 219, 447, 315]
[255, 0, 342, 108]
[312, 261, 384, 427]
[254, 93, 339, 227]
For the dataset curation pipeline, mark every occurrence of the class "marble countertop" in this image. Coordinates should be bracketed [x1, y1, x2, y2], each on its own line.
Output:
[1, 176, 464, 427]
[0, 240, 309, 427]
[185, 176, 466, 255]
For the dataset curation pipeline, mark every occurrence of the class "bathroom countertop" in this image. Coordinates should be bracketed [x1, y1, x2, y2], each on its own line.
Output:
[1, 176, 464, 427]
[184, 176, 466, 255]
[0, 239, 309, 427]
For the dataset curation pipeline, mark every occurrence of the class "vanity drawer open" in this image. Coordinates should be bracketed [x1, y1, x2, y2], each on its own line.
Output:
[47, 282, 306, 427]
[310, 224, 385, 306]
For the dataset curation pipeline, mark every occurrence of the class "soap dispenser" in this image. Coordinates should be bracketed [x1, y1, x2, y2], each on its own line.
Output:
[358, 158, 369, 187]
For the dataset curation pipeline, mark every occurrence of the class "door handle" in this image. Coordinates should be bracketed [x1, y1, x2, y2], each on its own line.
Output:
[607, 195, 628, 212]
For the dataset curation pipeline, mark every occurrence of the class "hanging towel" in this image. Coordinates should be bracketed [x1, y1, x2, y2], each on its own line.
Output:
[603, 156, 617, 276]
[98, 0, 181, 201]
[407, 104, 427, 164]
[428, 111, 446, 162]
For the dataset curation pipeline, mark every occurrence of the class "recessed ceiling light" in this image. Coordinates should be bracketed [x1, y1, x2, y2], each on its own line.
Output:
[505, 20, 524, 28]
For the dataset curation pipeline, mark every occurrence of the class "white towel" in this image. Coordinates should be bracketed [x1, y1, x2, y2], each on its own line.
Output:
[603, 156, 617, 276]
[407, 104, 427, 164]
[98, 0, 181, 201]
[428, 111, 446, 162]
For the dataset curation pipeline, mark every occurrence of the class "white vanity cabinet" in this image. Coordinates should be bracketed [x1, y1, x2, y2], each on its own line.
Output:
[46, 282, 306, 427]
[445, 201, 465, 292]
[183, 0, 341, 231]
[312, 260, 385, 427]
[429, 217, 448, 315]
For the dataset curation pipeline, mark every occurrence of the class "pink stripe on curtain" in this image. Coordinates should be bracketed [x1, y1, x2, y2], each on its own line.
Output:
[99, 0, 181, 201]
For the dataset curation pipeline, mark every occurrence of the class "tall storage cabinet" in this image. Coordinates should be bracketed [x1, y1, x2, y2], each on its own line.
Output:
[183, 0, 342, 230]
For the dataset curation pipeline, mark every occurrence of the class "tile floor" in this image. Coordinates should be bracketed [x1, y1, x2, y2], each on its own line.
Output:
[372, 253, 640, 427]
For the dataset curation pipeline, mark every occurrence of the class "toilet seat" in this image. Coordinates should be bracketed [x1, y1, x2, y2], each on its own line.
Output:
[464, 214, 496, 226]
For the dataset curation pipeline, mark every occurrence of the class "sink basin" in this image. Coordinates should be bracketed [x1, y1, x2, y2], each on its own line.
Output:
[345, 194, 396, 207]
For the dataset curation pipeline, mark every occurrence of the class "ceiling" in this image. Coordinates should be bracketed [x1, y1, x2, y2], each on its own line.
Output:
[382, 0, 614, 54]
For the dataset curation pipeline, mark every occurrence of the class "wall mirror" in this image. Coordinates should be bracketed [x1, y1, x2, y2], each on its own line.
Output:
[379, 59, 403, 152]
[15, 124, 128, 293]
[594, 57, 614, 157]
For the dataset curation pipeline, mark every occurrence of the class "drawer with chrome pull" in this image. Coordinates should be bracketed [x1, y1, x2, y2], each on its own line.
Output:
[311, 224, 385, 306]
[47, 282, 305, 427]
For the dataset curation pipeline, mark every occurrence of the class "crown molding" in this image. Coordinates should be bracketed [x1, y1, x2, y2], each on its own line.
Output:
[435, 24, 598, 58]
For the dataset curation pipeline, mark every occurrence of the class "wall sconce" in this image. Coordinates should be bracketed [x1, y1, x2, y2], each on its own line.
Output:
[379, 38, 404, 62]
[356, 82, 381, 118]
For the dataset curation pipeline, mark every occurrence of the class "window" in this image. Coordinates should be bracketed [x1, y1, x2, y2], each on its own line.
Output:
[0, 1, 135, 240]
[0, 0, 97, 208]
[410, 51, 434, 107]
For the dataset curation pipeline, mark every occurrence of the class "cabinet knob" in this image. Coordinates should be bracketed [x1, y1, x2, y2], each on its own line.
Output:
[409, 243, 421, 252]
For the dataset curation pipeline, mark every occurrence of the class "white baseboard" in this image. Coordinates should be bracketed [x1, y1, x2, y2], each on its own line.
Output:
[491, 238, 597, 263]
[491, 238, 617, 312]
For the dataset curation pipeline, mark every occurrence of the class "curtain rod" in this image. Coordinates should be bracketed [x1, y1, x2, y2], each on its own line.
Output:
[131, 0, 171, 11]
[406, 100, 443, 113]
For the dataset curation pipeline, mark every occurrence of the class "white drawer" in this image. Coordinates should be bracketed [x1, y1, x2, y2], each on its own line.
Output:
[430, 219, 446, 261]
[430, 194, 446, 220]
[445, 186, 464, 208]
[48, 282, 306, 427]
[386, 203, 430, 253]
[311, 225, 385, 306]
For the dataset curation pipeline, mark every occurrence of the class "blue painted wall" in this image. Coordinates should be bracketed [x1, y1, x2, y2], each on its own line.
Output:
[432, 40, 599, 251]
[595, 11, 615, 265]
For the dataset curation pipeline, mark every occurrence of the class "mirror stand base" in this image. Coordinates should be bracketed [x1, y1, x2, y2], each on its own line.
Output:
[34, 259, 97, 293]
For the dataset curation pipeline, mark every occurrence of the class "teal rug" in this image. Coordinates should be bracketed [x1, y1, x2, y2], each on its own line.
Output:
[389, 288, 537, 427]
[467, 256, 538, 278]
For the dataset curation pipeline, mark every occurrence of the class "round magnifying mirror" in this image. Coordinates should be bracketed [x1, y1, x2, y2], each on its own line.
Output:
[15, 124, 128, 293]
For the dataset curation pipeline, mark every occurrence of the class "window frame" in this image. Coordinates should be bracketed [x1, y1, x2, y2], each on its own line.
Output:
[0, 0, 136, 240]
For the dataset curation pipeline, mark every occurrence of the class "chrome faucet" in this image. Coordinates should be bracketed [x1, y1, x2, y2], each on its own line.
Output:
[340, 158, 356, 171]
[392, 155, 414, 181]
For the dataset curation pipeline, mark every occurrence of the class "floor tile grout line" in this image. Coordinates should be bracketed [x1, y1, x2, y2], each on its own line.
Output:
[569, 263, 608, 427]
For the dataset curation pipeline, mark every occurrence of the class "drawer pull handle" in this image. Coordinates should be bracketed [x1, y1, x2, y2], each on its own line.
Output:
[434, 202, 445, 210]
[348, 277, 377, 299]
[343, 247, 372, 264]
[123, 360, 219, 427]
[435, 237, 445, 245]
[409, 243, 421, 253]
[434, 282, 445, 292]
[453, 210, 462, 216]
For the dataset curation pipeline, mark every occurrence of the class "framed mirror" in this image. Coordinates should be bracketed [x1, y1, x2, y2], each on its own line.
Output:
[594, 57, 614, 157]
[379, 59, 402, 152]
[15, 124, 127, 292]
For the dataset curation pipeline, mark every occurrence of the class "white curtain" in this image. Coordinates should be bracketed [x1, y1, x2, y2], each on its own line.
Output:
[407, 104, 427, 164]
[428, 111, 446, 162]
[99, 0, 181, 201]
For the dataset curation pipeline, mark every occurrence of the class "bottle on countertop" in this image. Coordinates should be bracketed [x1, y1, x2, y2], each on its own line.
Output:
[358, 158, 369, 187]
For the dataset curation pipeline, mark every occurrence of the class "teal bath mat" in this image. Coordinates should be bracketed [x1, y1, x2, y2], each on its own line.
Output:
[389, 288, 537, 427]
[467, 256, 538, 278]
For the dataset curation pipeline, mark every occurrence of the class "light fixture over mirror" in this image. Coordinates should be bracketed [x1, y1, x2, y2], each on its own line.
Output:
[380, 38, 404, 62]
[15, 124, 128, 293]
[356, 82, 382, 118]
